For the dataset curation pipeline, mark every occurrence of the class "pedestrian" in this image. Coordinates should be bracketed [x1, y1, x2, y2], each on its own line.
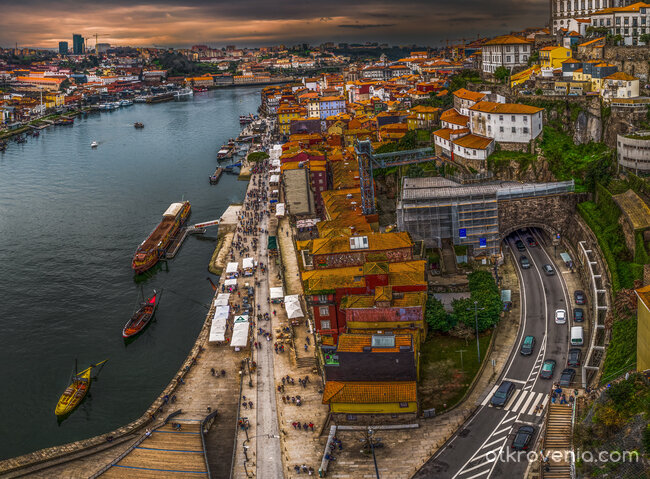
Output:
[309, 422, 314, 431]
[304, 344, 308, 351]
[249, 401, 253, 409]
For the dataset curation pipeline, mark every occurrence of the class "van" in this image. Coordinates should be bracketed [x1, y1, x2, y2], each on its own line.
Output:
[571, 326, 584, 346]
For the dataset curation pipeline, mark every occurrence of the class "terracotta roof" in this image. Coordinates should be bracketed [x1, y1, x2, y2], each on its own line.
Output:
[605, 72, 638, 81]
[578, 37, 606, 47]
[484, 35, 530, 46]
[592, 1, 650, 15]
[452, 88, 486, 102]
[322, 381, 417, 404]
[336, 333, 413, 353]
[453, 134, 494, 150]
[469, 101, 543, 114]
[440, 108, 469, 126]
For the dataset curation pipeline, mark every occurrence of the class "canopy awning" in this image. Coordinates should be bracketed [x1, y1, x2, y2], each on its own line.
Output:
[224, 278, 238, 286]
[560, 252, 572, 263]
[242, 257, 255, 270]
[270, 174, 280, 184]
[501, 290, 512, 303]
[209, 305, 230, 342]
[226, 262, 239, 274]
[269, 286, 284, 300]
[213, 293, 230, 306]
[276, 203, 285, 217]
[230, 318, 249, 348]
[284, 295, 304, 319]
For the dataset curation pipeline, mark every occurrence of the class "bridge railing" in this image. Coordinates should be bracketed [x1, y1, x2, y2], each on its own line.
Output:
[496, 180, 575, 200]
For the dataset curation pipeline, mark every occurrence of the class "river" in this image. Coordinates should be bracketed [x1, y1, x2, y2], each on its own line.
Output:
[0, 87, 261, 459]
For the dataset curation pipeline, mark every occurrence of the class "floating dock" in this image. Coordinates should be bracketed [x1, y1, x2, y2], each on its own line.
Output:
[209, 167, 223, 184]
[165, 226, 206, 259]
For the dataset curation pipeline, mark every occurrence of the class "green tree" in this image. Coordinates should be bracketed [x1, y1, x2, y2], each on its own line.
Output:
[452, 271, 501, 332]
[425, 296, 456, 332]
[640, 33, 650, 45]
[494, 66, 509, 83]
[586, 26, 610, 37]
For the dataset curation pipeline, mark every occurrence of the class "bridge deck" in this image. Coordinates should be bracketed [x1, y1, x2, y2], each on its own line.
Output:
[100, 422, 207, 478]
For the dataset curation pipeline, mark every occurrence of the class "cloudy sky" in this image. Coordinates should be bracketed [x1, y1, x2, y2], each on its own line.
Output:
[0, 0, 549, 49]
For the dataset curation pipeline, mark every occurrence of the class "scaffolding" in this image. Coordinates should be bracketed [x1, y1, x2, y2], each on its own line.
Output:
[397, 178, 575, 257]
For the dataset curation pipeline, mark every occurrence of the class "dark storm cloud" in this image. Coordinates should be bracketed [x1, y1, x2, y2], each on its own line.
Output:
[0, 0, 549, 48]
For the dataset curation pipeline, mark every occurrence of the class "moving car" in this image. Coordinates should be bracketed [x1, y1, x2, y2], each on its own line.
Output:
[520, 255, 531, 269]
[543, 264, 555, 275]
[540, 359, 556, 379]
[511, 425, 535, 451]
[521, 335, 535, 355]
[559, 368, 576, 387]
[526, 236, 537, 247]
[515, 240, 526, 252]
[490, 381, 516, 407]
[567, 348, 581, 367]
[574, 290, 586, 305]
[554, 309, 567, 324]
[573, 307, 584, 322]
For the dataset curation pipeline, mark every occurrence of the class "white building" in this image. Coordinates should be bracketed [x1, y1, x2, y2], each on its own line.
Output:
[468, 102, 544, 143]
[590, 2, 650, 45]
[551, 0, 634, 34]
[602, 72, 640, 98]
[481, 35, 531, 75]
[452, 88, 487, 116]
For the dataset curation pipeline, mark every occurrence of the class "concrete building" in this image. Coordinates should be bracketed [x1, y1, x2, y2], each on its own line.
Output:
[636, 285, 650, 371]
[58, 41, 68, 55]
[602, 71, 640, 99]
[481, 35, 531, 75]
[617, 131, 650, 174]
[72, 34, 84, 55]
[590, 1, 650, 45]
[551, 0, 635, 34]
[468, 102, 544, 144]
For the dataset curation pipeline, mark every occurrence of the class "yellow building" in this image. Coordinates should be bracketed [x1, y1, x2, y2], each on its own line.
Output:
[539, 46, 572, 70]
[636, 285, 650, 372]
[322, 381, 418, 414]
[510, 65, 540, 87]
[277, 104, 306, 135]
[44, 92, 65, 108]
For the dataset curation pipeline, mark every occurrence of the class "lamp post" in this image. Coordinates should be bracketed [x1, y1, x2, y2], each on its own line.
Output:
[246, 357, 253, 387]
[467, 300, 485, 363]
[368, 429, 380, 479]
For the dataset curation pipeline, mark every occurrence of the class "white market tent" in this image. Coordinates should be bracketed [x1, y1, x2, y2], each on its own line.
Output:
[270, 167, 281, 174]
[226, 262, 239, 274]
[230, 315, 250, 348]
[224, 278, 238, 287]
[209, 305, 230, 342]
[276, 203, 285, 217]
[242, 257, 255, 270]
[284, 295, 304, 319]
[271, 159, 281, 167]
[214, 293, 230, 307]
[269, 174, 280, 184]
[269, 286, 284, 300]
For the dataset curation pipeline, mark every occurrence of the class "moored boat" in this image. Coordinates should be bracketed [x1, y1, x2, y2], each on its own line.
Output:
[132, 201, 191, 274]
[55, 359, 108, 417]
[134, 122, 144, 129]
[122, 290, 159, 338]
[209, 167, 223, 184]
[91, 141, 99, 148]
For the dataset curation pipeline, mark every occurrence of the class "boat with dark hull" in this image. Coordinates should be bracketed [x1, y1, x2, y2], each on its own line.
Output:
[132, 201, 191, 274]
[122, 290, 159, 338]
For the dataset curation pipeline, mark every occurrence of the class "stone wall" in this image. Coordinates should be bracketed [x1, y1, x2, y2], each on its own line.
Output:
[331, 412, 417, 426]
[602, 45, 650, 81]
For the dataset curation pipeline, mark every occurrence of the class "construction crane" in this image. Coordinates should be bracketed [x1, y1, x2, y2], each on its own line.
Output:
[93, 33, 110, 54]
[355, 140, 440, 215]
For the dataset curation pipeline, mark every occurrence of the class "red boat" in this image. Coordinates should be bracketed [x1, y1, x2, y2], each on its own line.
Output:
[132, 201, 191, 274]
[122, 291, 159, 338]
[193, 87, 208, 92]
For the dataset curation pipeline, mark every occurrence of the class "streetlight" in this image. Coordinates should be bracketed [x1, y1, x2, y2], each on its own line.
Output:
[367, 429, 380, 479]
[467, 300, 485, 363]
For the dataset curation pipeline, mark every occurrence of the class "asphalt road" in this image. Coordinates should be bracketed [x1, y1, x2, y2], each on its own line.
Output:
[415, 228, 575, 479]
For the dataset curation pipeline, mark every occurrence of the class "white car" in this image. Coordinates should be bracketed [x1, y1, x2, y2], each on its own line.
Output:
[554, 309, 567, 324]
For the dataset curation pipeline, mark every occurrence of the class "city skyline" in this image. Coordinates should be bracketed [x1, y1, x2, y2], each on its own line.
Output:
[0, 0, 549, 49]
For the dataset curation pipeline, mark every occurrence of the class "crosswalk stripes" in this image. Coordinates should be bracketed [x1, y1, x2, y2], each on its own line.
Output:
[485, 389, 547, 416]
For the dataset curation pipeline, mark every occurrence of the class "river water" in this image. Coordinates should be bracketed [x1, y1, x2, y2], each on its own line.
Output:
[0, 87, 260, 459]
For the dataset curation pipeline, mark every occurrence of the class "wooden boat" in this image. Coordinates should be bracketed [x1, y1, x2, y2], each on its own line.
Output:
[209, 167, 223, 184]
[55, 359, 108, 417]
[122, 290, 159, 338]
[134, 122, 144, 129]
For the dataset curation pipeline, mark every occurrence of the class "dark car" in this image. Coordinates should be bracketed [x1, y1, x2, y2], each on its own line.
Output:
[574, 290, 586, 305]
[521, 335, 535, 355]
[559, 368, 576, 387]
[490, 381, 516, 407]
[526, 236, 537, 247]
[573, 307, 584, 322]
[520, 255, 531, 269]
[543, 264, 555, 276]
[511, 425, 535, 451]
[540, 359, 556, 379]
[515, 240, 526, 252]
[567, 349, 582, 367]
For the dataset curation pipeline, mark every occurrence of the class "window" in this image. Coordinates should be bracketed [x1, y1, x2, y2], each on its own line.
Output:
[523, 115, 528, 122]
[523, 127, 529, 134]
[487, 114, 491, 120]
[499, 115, 503, 121]
[318, 294, 328, 303]
[349, 236, 369, 250]
[511, 115, 516, 122]
[319, 307, 330, 316]
[500, 126, 504, 133]
[506, 56, 511, 63]
[399, 402, 409, 408]
[512, 127, 516, 133]
[372, 335, 396, 348]
[320, 318, 331, 329]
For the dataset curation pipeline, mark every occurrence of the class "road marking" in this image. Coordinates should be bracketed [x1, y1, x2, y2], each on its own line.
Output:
[517, 390, 538, 415]
[537, 395, 550, 415]
[504, 389, 521, 409]
[482, 437, 507, 450]
[460, 468, 492, 479]
[481, 385, 500, 406]
[493, 425, 512, 437]
[515, 420, 538, 427]
[501, 414, 517, 423]
[510, 389, 529, 412]
[525, 392, 545, 416]
[503, 378, 526, 385]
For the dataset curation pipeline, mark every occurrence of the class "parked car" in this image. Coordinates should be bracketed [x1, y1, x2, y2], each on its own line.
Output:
[490, 381, 516, 407]
[515, 240, 526, 252]
[567, 348, 581, 367]
[574, 307, 584, 322]
[511, 425, 535, 451]
[554, 309, 567, 324]
[521, 335, 535, 355]
[543, 264, 555, 275]
[559, 368, 576, 387]
[540, 359, 556, 379]
[526, 236, 537, 247]
[574, 290, 586, 305]
[520, 255, 531, 269]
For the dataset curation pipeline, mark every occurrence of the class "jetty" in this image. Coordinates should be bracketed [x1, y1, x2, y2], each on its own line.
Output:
[209, 167, 223, 184]
[164, 225, 206, 259]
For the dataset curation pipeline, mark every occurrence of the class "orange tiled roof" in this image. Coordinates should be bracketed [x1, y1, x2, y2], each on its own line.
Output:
[469, 101, 543, 114]
[453, 133, 494, 150]
[578, 37, 605, 47]
[484, 35, 530, 46]
[453, 88, 486, 102]
[322, 381, 417, 404]
[604, 72, 638, 81]
[336, 333, 413, 353]
[440, 108, 469, 126]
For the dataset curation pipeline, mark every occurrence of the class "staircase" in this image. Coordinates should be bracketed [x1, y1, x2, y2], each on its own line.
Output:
[541, 404, 574, 479]
[296, 356, 317, 370]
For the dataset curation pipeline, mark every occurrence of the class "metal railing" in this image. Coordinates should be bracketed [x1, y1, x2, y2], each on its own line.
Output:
[496, 180, 575, 200]
[201, 410, 219, 478]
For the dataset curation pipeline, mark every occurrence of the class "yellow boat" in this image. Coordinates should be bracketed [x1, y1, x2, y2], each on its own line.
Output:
[55, 360, 107, 417]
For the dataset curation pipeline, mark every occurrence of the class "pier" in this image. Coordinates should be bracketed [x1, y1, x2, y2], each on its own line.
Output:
[164, 226, 206, 259]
